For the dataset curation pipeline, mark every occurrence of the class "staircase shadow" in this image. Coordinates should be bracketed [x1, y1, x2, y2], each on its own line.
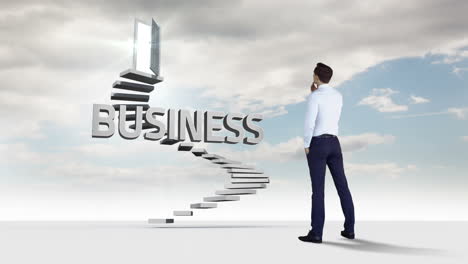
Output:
[149, 224, 286, 229]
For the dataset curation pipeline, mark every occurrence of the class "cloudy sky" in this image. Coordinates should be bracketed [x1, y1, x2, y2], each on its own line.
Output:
[1, 0, 467, 221]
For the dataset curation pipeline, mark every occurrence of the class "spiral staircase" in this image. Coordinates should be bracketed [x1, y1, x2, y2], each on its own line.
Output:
[109, 69, 268, 224]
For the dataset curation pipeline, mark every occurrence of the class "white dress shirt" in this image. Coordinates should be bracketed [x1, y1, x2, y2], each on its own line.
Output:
[303, 83, 343, 148]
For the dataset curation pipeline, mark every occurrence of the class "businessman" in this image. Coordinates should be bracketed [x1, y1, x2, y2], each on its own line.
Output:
[298, 62, 355, 243]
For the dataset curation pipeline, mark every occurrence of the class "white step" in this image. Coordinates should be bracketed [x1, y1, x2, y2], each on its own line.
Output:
[202, 154, 224, 160]
[177, 142, 194, 151]
[231, 173, 269, 178]
[148, 218, 174, 224]
[112, 80, 154, 93]
[160, 137, 180, 145]
[173, 210, 193, 216]
[220, 164, 255, 170]
[120, 69, 163, 85]
[231, 178, 269, 184]
[215, 189, 257, 195]
[228, 168, 264, 174]
[111, 92, 149, 102]
[225, 183, 267, 189]
[203, 195, 240, 202]
[190, 203, 217, 209]
[192, 148, 208, 156]
[212, 159, 241, 165]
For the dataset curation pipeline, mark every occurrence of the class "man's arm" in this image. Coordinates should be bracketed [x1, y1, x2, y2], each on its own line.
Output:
[304, 95, 319, 153]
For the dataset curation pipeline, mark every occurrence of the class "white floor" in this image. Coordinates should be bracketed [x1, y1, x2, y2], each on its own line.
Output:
[0, 221, 465, 264]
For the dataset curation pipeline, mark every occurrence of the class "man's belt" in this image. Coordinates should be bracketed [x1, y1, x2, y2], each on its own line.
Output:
[313, 134, 336, 138]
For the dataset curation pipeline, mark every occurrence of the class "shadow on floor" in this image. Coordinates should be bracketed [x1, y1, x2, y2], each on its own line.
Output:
[149, 224, 287, 229]
[323, 238, 446, 256]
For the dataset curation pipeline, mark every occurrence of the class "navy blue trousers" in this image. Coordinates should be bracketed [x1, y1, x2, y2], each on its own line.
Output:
[306, 136, 355, 237]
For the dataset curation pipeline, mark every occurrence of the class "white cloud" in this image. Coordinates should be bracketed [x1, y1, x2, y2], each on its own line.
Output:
[389, 106, 468, 119]
[448, 107, 468, 119]
[358, 88, 408, 112]
[73, 140, 179, 158]
[214, 133, 396, 163]
[345, 162, 417, 179]
[409, 95, 430, 104]
[462, 136, 468, 142]
[257, 106, 288, 118]
[1, 0, 468, 142]
[0, 89, 82, 139]
[213, 132, 413, 178]
[390, 111, 447, 119]
[431, 49, 468, 64]
[0, 141, 222, 189]
[217, 137, 304, 163]
[453, 66, 468, 76]
[340, 133, 396, 152]
[42, 161, 220, 188]
[0, 143, 47, 164]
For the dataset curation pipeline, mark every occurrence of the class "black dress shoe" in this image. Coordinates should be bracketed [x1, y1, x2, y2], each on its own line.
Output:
[298, 230, 322, 243]
[341, 230, 355, 239]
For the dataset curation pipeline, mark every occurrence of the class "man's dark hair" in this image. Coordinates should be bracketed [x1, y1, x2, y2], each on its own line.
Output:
[314, 62, 333, 83]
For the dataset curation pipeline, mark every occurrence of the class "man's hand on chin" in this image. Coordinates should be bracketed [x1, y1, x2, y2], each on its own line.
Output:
[311, 82, 318, 92]
[305, 148, 309, 155]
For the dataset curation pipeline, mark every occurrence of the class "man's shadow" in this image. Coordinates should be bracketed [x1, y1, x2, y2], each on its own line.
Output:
[323, 238, 446, 256]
